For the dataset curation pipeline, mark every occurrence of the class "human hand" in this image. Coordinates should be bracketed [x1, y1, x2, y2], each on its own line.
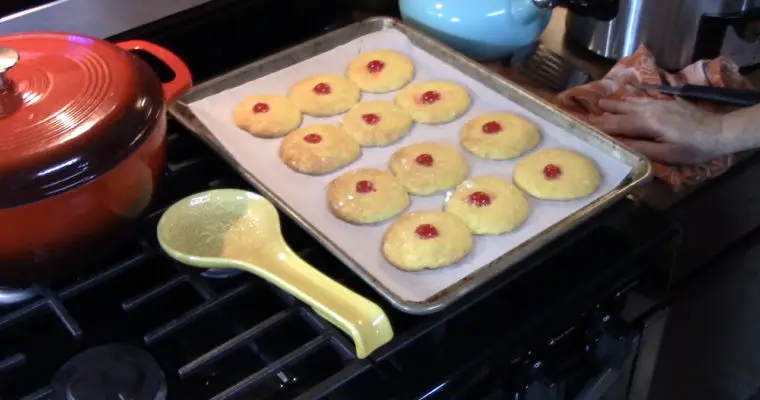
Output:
[587, 97, 727, 165]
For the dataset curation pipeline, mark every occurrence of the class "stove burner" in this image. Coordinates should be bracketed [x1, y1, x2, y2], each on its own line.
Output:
[0, 286, 38, 305]
[201, 268, 244, 279]
[51, 344, 167, 400]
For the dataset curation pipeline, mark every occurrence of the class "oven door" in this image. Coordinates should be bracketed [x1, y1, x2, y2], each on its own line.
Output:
[510, 300, 669, 400]
[576, 305, 669, 400]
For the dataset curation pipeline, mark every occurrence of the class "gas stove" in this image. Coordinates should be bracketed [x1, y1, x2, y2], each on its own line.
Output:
[0, 1, 680, 399]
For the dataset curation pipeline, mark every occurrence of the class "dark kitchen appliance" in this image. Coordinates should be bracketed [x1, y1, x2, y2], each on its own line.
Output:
[566, 0, 760, 70]
[0, 1, 679, 399]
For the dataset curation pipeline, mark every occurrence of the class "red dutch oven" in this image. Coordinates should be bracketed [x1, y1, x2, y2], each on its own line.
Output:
[0, 33, 192, 286]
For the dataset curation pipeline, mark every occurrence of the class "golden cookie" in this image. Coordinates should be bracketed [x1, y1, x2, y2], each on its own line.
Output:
[444, 176, 530, 235]
[232, 94, 302, 138]
[327, 168, 410, 224]
[279, 124, 361, 175]
[345, 50, 415, 93]
[395, 81, 471, 124]
[388, 142, 469, 196]
[382, 211, 473, 271]
[460, 112, 541, 159]
[513, 148, 601, 200]
[340, 101, 413, 147]
[288, 74, 361, 117]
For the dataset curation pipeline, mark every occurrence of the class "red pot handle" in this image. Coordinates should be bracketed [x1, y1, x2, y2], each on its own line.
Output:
[116, 40, 192, 105]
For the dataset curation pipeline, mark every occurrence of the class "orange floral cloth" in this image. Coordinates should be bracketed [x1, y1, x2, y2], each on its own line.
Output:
[553, 45, 754, 190]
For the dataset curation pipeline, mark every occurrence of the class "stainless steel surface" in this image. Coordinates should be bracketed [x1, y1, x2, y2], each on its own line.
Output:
[566, 0, 760, 70]
[169, 17, 652, 314]
[704, 0, 760, 15]
[514, 44, 591, 92]
[576, 366, 622, 399]
[565, 0, 649, 62]
[630, 308, 669, 400]
[0, 0, 214, 38]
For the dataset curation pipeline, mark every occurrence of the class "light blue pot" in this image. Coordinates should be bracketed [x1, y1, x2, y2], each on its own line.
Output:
[399, 0, 552, 61]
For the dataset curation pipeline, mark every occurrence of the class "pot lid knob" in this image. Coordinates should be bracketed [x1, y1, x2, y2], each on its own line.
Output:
[0, 46, 19, 74]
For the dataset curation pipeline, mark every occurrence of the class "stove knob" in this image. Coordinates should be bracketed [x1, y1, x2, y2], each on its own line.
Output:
[514, 360, 567, 400]
[590, 313, 636, 370]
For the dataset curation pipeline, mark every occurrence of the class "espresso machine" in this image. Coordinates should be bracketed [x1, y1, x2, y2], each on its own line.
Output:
[566, 0, 760, 70]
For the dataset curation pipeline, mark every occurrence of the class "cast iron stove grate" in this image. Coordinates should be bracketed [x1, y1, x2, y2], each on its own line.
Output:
[0, 116, 679, 400]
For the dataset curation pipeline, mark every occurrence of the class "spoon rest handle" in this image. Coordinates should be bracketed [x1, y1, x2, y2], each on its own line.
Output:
[236, 248, 394, 359]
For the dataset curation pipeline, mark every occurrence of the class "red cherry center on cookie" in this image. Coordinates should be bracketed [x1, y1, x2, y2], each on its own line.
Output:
[482, 121, 502, 134]
[421, 91, 441, 104]
[362, 113, 381, 125]
[367, 60, 385, 73]
[252, 102, 270, 114]
[468, 191, 492, 207]
[543, 164, 562, 179]
[355, 180, 375, 193]
[313, 82, 332, 95]
[415, 153, 434, 167]
[303, 133, 322, 144]
[415, 223, 439, 239]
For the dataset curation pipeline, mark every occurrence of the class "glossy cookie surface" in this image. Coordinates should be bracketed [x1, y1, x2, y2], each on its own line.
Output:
[513, 148, 601, 200]
[327, 168, 410, 224]
[232, 94, 302, 138]
[395, 81, 471, 124]
[444, 176, 530, 235]
[382, 211, 473, 271]
[346, 50, 415, 93]
[460, 112, 541, 160]
[279, 124, 361, 175]
[288, 74, 361, 117]
[340, 101, 413, 147]
[388, 141, 469, 196]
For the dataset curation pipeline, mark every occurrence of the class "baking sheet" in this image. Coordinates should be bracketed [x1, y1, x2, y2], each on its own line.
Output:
[185, 28, 632, 306]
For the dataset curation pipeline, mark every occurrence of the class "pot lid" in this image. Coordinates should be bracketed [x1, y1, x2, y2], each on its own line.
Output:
[0, 33, 166, 209]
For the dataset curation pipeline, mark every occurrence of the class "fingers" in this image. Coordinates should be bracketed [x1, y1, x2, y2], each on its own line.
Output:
[597, 98, 635, 114]
[587, 113, 660, 140]
[597, 97, 666, 113]
[618, 139, 679, 164]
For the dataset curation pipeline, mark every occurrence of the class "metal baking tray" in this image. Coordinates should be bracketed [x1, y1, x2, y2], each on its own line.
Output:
[169, 17, 652, 314]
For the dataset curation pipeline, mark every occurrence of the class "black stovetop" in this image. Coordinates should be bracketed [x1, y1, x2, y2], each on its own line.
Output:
[0, 1, 681, 399]
[0, 117, 678, 399]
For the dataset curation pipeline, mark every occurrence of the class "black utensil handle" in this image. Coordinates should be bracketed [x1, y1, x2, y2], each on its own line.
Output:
[679, 85, 760, 107]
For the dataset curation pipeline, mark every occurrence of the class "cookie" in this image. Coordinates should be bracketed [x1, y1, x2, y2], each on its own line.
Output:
[381, 211, 473, 271]
[327, 168, 410, 224]
[288, 74, 361, 117]
[395, 81, 471, 124]
[444, 176, 530, 235]
[345, 50, 415, 93]
[279, 124, 361, 175]
[340, 101, 413, 147]
[388, 142, 469, 196]
[232, 94, 302, 138]
[513, 148, 601, 200]
[460, 112, 541, 160]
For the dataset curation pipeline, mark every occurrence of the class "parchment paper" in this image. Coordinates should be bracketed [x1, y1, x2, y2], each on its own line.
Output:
[188, 29, 632, 303]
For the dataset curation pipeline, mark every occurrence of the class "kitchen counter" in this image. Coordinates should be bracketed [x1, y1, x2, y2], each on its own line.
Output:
[489, 9, 760, 283]
[489, 9, 759, 209]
